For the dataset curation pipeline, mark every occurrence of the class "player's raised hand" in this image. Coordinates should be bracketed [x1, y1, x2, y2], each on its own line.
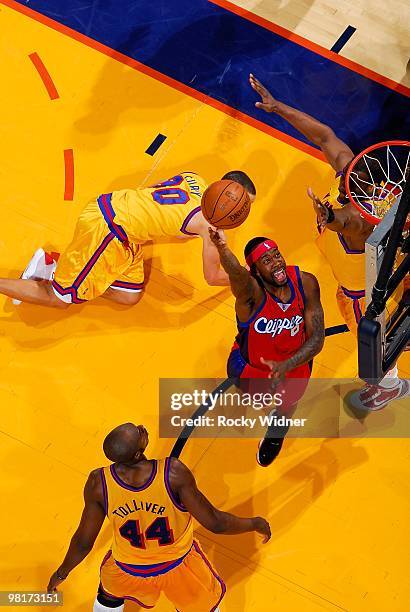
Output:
[252, 516, 271, 543]
[208, 227, 227, 249]
[249, 74, 278, 112]
[307, 187, 330, 230]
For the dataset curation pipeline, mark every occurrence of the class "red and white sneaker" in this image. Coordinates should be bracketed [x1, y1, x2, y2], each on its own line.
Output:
[13, 248, 60, 305]
[349, 380, 410, 411]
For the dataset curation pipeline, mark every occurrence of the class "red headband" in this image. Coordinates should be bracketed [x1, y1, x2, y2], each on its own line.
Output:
[246, 239, 278, 266]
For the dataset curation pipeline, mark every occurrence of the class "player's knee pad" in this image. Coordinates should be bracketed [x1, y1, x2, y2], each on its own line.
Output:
[94, 585, 124, 610]
[93, 600, 124, 612]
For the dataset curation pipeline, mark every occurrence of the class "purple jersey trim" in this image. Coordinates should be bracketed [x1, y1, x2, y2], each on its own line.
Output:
[341, 286, 365, 298]
[338, 233, 365, 254]
[180, 205, 201, 235]
[100, 469, 108, 517]
[109, 461, 157, 492]
[115, 546, 191, 577]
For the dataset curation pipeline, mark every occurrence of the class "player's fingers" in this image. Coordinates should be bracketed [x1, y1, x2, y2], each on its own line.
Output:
[307, 186, 316, 200]
[250, 73, 263, 88]
[255, 102, 271, 111]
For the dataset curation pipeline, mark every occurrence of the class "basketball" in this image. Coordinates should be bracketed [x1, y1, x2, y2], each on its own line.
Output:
[201, 180, 251, 229]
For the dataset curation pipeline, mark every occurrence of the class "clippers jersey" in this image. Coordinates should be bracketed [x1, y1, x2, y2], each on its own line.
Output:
[100, 458, 193, 566]
[98, 172, 208, 243]
[235, 266, 310, 379]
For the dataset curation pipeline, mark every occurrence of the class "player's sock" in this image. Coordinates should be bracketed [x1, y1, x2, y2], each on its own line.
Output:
[378, 365, 399, 389]
[93, 598, 124, 611]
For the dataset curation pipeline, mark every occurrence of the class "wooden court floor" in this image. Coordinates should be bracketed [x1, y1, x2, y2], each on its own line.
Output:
[0, 3, 409, 611]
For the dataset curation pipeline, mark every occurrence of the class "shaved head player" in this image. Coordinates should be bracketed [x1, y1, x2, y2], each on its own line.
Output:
[47, 423, 270, 611]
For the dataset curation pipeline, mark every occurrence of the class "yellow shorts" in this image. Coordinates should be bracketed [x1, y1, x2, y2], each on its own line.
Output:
[52, 199, 144, 303]
[336, 282, 407, 335]
[100, 541, 226, 611]
[336, 286, 366, 335]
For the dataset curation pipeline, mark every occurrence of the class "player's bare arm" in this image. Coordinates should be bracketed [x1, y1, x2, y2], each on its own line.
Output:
[188, 212, 230, 286]
[249, 74, 353, 172]
[47, 470, 106, 592]
[307, 187, 349, 232]
[168, 458, 271, 543]
[286, 272, 324, 369]
[308, 187, 373, 244]
[209, 228, 264, 319]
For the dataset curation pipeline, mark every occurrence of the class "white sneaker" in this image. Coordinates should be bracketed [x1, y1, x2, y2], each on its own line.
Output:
[349, 379, 410, 411]
[13, 248, 59, 305]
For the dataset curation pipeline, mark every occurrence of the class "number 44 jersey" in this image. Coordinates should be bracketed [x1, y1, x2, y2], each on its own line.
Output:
[104, 173, 208, 243]
[100, 458, 194, 567]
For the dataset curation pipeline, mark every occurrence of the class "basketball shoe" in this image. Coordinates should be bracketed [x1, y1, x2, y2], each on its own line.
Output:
[349, 379, 410, 411]
[13, 248, 59, 305]
[257, 436, 285, 467]
[257, 414, 290, 467]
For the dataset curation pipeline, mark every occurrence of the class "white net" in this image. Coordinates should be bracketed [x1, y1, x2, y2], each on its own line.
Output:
[347, 142, 410, 222]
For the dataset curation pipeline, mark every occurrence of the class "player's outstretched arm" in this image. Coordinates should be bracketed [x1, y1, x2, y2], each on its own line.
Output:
[169, 458, 271, 542]
[47, 470, 106, 592]
[208, 228, 263, 320]
[249, 74, 354, 172]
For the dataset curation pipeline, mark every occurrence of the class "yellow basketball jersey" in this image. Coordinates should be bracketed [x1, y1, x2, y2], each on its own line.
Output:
[316, 229, 365, 291]
[101, 458, 193, 566]
[107, 172, 208, 243]
[322, 174, 345, 209]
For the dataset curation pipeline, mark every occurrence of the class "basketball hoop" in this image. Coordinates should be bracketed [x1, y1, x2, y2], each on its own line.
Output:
[345, 140, 410, 226]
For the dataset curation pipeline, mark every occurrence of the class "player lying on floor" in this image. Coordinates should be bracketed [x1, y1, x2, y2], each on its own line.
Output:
[0, 171, 255, 308]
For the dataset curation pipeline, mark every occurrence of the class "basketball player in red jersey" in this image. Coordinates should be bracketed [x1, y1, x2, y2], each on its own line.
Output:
[47, 423, 270, 611]
[209, 230, 325, 466]
[249, 73, 410, 411]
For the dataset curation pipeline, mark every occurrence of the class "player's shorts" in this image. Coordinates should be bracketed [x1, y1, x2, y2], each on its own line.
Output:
[336, 284, 406, 335]
[227, 344, 311, 415]
[336, 286, 366, 335]
[52, 199, 144, 303]
[99, 541, 226, 612]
